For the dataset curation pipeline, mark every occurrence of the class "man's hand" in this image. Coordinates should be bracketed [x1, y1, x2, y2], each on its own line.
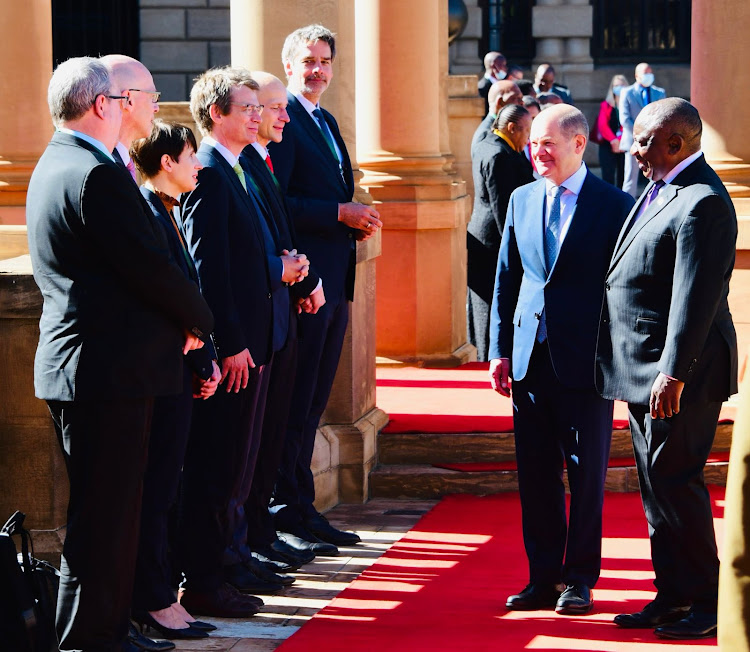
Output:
[183, 330, 205, 355]
[303, 287, 326, 314]
[220, 348, 255, 393]
[610, 138, 621, 153]
[194, 360, 221, 399]
[338, 202, 382, 235]
[650, 372, 685, 419]
[280, 248, 309, 284]
[489, 358, 511, 397]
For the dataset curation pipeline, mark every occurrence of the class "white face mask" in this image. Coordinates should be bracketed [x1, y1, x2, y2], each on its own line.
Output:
[496, 70, 507, 81]
[640, 73, 654, 88]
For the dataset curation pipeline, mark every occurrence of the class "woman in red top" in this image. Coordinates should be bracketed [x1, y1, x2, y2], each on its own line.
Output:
[594, 74, 628, 187]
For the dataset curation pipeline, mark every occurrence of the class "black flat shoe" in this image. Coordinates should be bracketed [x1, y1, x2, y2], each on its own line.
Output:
[506, 583, 562, 610]
[614, 598, 691, 628]
[277, 528, 339, 556]
[187, 620, 216, 631]
[133, 611, 209, 640]
[555, 584, 593, 615]
[304, 513, 361, 546]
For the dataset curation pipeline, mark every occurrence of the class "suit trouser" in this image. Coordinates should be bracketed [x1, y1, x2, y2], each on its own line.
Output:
[132, 366, 194, 611]
[245, 314, 299, 549]
[512, 341, 613, 588]
[179, 363, 269, 591]
[622, 152, 642, 198]
[272, 293, 349, 529]
[628, 401, 721, 611]
[49, 397, 152, 652]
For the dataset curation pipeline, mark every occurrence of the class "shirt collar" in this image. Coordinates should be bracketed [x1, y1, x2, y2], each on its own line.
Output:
[662, 150, 703, 186]
[545, 162, 587, 197]
[57, 127, 115, 162]
[250, 141, 268, 159]
[114, 142, 131, 166]
[202, 135, 238, 167]
[294, 92, 319, 118]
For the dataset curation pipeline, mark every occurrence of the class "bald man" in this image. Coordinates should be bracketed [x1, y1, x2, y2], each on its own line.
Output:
[489, 105, 633, 615]
[598, 98, 737, 640]
[471, 79, 523, 151]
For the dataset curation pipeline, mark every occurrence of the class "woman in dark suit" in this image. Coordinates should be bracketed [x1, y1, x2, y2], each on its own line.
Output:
[467, 104, 535, 361]
[130, 121, 221, 639]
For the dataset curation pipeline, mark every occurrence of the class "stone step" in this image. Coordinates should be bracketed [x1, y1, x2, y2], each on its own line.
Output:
[369, 460, 729, 499]
[378, 423, 733, 465]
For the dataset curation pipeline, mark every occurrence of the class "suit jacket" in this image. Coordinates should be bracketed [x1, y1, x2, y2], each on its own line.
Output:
[618, 83, 667, 151]
[471, 113, 495, 153]
[477, 75, 492, 115]
[596, 155, 738, 405]
[269, 93, 356, 302]
[489, 170, 633, 388]
[26, 131, 214, 401]
[467, 134, 534, 300]
[178, 142, 277, 365]
[140, 186, 216, 380]
[240, 146, 320, 299]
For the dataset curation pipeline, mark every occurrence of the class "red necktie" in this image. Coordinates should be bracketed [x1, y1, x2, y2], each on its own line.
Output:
[265, 152, 274, 174]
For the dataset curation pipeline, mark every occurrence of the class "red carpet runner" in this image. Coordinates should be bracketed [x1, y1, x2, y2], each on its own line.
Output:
[278, 488, 724, 651]
[377, 362, 735, 434]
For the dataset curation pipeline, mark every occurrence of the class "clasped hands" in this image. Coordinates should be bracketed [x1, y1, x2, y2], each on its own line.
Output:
[281, 249, 309, 285]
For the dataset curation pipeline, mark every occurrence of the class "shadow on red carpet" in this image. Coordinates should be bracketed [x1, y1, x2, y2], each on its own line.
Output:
[278, 487, 724, 651]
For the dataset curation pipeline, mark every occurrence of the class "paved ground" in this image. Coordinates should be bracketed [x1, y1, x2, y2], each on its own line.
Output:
[149, 499, 437, 651]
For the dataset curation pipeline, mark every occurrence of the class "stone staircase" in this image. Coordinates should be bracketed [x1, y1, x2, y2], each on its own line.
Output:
[369, 424, 733, 500]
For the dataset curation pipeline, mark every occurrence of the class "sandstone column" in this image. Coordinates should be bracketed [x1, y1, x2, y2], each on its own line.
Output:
[230, 0, 385, 506]
[0, 0, 52, 248]
[692, 0, 750, 360]
[355, 0, 472, 365]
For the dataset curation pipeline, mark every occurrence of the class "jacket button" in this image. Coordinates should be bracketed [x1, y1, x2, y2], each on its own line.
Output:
[605, 282, 610, 290]
[348, 233, 353, 239]
[267, 292, 272, 299]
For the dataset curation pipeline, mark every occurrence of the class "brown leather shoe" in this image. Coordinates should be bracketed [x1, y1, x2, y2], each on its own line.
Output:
[179, 583, 262, 618]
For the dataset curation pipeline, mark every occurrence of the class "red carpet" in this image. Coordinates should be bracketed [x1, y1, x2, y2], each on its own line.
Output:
[278, 488, 724, 651]
[377, 362, 735, 434]
[434, 452, 732, 473]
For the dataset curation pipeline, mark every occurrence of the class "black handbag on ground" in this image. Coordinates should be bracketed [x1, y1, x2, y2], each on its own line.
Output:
[0, 511, 60, 652]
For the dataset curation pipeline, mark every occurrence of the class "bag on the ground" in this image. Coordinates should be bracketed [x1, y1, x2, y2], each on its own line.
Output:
[0, 511, 60, 652]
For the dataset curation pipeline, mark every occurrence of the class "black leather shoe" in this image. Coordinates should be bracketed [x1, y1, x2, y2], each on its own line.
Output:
[252, 549, 297, 573]
[132, 611, 208, 640]
[225, 562, 283, 594]
[506, 583, 562, 610]
[614, 598, 691, 628]
[277, 528, 339, 556]
[244, 555, 296, 586]
[304, 513, 361, 546]
[188, 620, 216, 632]
[128, 623, 176, 651]
[179, 583, 262, 618]
[555, 584, 593, 615]
[654, 610, 717, 639]
[265, 538, 316, 567]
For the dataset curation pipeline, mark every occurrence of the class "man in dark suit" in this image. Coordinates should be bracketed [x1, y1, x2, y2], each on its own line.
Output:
[597, 98, 738, 640]
[489, 105, 633, 615]
[477, 51, 507, 115]
[467, 104, 534, 361]
[177, 67, 309, 616]
[239, 71, 322, 570]
[471, 79, 523, 152]
[269, 24, 381, 554]
[534, 63, 573, 105]
[26, 57, 214, 652]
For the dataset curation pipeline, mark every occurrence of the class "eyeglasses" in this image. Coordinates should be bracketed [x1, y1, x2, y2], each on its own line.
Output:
[229, 102, 264, 115]
[104, 95, 128, 103]
[128, 88, 161, 103]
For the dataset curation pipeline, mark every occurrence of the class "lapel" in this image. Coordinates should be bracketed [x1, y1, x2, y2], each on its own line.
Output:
[553, 172, 597, 274]
[609, 181, 679, 272]
[521, 181, 547, 275]
[240, 152, 282, 247]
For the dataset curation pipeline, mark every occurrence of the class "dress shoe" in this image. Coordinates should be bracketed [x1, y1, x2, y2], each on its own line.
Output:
[277, 528, 339, 556]
[128, 623, 175, 651]
[225, 562, 283, 594]
[261, 538, 316, 567]
[188, 620, 216, 632]
[243, 555, 296, 586]
[654, 610, 717, 640]
[506, 583, 562, 610]
[614, 597, 691, 628]
[132, 611, 208, 640]
[304, 512, 361, 546]
[179, 583, 261, 618]
[555, 584, 593, 615]
[251, 549, 297, 573]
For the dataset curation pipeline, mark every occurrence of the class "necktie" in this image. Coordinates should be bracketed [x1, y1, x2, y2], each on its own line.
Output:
[265, 152, 274, 174]
[312, 108, 338, 161]
[232, 161, 247, 192]
[544, 185, 565, 272]
[126, 159, 137, 182]
[642, 179, 665, 211]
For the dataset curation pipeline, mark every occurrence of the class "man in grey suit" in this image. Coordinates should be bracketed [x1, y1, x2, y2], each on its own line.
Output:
[619, 62, 666, 197]
[597, 98, 738, 640]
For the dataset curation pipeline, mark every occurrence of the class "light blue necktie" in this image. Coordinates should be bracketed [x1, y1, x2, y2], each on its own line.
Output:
[538, 185, 565, 343]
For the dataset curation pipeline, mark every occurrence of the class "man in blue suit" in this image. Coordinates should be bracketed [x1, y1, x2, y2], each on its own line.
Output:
[269, 24, 381, 554]
[619, 62, 666, 197]
[489, 105, 634, 614]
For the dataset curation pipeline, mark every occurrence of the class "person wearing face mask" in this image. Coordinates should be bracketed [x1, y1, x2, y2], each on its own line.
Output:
[594, 75, 629, 187]
[618, 63, 666, 197]
[478, 51, 508, 114]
